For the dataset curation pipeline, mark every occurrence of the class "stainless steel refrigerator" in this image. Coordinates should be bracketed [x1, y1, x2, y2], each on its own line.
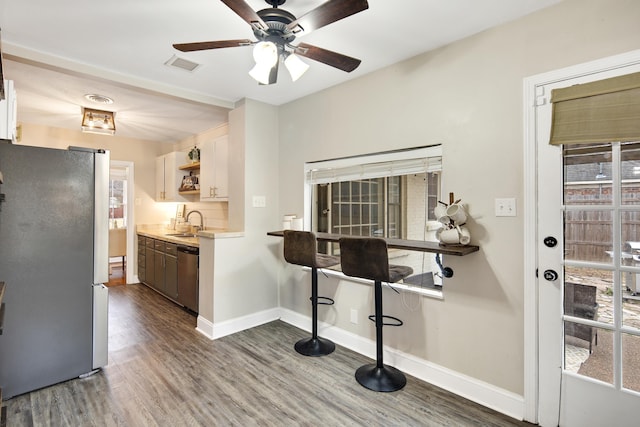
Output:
[0, 142, 109, 398]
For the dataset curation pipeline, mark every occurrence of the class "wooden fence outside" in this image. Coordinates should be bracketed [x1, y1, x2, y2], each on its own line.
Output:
[565, 185, 640, 263]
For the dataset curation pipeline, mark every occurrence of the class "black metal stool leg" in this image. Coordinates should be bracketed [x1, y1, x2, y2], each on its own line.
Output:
[295, 267, 336, 356]
[355, 280, 406, 392]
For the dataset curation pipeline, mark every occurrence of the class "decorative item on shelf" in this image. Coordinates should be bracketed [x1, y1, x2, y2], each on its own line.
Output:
[188, 146, 200, 163]
[179, 171, 199, 192]
[435, 192, 471, 246]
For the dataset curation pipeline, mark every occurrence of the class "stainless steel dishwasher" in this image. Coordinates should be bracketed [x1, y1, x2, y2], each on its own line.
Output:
[177, 246, 199, 313]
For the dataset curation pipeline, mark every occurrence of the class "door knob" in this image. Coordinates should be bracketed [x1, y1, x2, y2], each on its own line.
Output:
[543, 269, 558, 281]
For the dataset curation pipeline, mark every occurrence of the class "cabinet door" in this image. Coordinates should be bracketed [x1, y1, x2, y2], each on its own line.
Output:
[137, 235, 146, 282]
[165, 253, 178, 300]
[0, 81, 17, 141]
[164, 152, 179, 202]
[154, 250, 165, 293]
[199, 139, 216, 201]
[213, 137, 229, 199]
[199, 137, 228, 201]
[138, 252, 146, 283]
[145, 244, 155, 287]
[155, 156, 166, 201]
[156, 152, 186, 202]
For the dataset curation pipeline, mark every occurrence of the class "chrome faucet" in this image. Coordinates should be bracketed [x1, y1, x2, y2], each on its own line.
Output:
[186, 210, 204, 231]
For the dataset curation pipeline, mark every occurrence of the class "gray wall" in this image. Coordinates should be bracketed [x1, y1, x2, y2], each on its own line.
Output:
[275, 0, 640, 395]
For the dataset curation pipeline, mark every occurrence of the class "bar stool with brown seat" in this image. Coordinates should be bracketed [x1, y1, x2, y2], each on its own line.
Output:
[339, 236, 413, 392]
[284, 230, 340, 356]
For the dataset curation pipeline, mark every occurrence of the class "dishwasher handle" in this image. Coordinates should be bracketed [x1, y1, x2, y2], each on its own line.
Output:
[177, 246, 199, 255]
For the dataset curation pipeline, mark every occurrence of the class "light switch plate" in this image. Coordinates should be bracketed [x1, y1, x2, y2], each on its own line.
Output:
[252, 195, 266, 208]
[495, 198, 516, 217]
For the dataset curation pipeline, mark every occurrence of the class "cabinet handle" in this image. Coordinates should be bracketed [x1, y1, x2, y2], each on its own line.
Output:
[214, 187, 218, 197]
[210, 187, 214, 197]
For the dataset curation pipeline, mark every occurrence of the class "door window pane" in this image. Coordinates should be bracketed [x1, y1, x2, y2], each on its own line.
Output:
[564, 268, 612, 326]
[621, 142, 640, 205]
[564, 144, 613, 206]
[565, 326, 612, 385]
[622, 292, 640, 331]
[622, 333, 640, 392]
[564, 210, 613, 264]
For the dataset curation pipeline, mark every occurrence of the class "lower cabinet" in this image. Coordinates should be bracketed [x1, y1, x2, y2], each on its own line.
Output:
[145, 237, 156, 288]
[138, 235, 194, 312]
[137, 236, 146, 282]
[164, 243, 178, 300]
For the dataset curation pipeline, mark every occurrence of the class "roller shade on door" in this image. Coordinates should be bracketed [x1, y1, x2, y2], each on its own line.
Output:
[550, 71, 640, 146]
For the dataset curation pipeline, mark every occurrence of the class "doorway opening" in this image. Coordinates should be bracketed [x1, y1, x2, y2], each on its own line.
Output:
[109, 160, 135, 286]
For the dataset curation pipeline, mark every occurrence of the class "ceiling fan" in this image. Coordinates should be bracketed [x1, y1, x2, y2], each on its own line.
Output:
[173, 0, 369, 85]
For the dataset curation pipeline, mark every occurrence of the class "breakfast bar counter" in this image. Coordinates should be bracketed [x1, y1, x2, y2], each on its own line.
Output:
[266, 231, 479, 256]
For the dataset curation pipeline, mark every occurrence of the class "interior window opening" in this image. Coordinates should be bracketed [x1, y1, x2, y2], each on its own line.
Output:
[305, 145, 443, 293]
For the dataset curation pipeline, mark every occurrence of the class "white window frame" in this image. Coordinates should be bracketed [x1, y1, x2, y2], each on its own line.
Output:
[303, 145, 444, 298]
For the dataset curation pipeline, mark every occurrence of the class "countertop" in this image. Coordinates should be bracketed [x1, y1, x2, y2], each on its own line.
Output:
[137, 226, 245, 247]
[137, 226, 200, 247]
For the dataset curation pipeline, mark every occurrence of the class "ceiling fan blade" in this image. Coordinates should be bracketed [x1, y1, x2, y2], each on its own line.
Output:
[295, 43, 361, 73]
[286, 0, 368, 35]
[173, 39, 252, 52]
[220, 0, 268, 31]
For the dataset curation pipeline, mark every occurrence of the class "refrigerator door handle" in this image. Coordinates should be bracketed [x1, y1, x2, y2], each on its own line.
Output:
[93, 150, 110, 284]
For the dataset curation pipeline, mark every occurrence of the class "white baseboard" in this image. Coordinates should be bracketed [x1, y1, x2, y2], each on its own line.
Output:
[197, 308, 281, 341]
[196, 307, 523, 420]
[279, 307, 524, 421]
[196, 315, 215, 339]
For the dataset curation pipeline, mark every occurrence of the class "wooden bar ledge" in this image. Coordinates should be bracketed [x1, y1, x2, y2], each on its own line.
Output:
[267, 231, 479, 256]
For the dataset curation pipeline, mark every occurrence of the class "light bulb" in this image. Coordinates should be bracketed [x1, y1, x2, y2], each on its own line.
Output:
[252, 41, 278, 67]
[249, 42, 279, 84]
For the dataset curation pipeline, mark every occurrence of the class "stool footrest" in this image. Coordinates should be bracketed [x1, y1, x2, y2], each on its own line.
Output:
[317, 296, 334, 305]
[368, 314, 403, 327]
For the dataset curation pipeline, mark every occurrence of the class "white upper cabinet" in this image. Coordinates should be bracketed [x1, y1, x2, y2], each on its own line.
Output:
[0, 80, 17, 142]
[156, 152, 185, 202]
[199, 136, 228, 202]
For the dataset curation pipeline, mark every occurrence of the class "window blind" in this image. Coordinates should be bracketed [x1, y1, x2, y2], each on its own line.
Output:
[305, 146, 442, 185]
[549, 71, 640, 146]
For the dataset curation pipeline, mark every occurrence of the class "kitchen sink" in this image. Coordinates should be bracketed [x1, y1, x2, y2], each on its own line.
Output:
[165, 233, 198, 238]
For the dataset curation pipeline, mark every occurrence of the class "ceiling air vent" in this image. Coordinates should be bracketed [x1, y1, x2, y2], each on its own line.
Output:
[84, 94, 114, 105]
[165, 55, 201, 72]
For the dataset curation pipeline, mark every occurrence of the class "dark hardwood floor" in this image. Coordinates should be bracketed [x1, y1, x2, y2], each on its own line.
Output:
[5, 284, 531, 426]
[107, 262, 126, 287]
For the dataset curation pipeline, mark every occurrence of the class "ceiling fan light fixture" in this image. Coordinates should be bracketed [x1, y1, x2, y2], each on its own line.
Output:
[249, 63, 275, 85]
[252, 41, 278, 67]
[249, 41, 279, 84]
[284, 53, 309, 82]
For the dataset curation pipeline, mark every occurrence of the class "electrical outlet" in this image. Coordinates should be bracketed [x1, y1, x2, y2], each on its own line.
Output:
[350, 309, 358, 324]
[495, 198, 516, 217]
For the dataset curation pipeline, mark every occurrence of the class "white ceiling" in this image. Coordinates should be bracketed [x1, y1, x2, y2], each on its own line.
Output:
[0, 0, 561, 143]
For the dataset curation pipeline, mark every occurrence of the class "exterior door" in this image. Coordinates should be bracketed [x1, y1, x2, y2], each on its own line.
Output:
[537, 63, 640, 426]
